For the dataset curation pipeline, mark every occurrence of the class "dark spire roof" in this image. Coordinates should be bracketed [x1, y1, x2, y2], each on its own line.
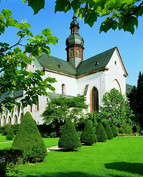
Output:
[70, 14, 79, 29]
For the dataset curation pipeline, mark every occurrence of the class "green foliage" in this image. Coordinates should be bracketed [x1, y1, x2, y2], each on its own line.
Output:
[81, 120, 97, 145]
[100, 88, 134, 126]
[42, 95, 87, 124]
[4, 124, 11, 135]
[6, 128, 14, 140]
[0, 149, 23, 177]
[12, 112, 47, 163]
[0, 8, 58, 113]
[96, 122, 108, 142]
[111, 125, 118, 137]
[127, 72, 143, 129]
[119, 124, 132, 134]
[26, 0, 143, 34]
[105, 125, 114, 140]
[58, 119, 81, 151]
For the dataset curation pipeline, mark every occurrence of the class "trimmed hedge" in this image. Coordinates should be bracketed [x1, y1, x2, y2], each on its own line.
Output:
[105, 125, 114, 140]
[0, 149, 23, 177]
[6, 128, 14, 140]
[96, 122, 108, 142]
[59, 119, 81, 151]
[81, 120, 97, 145]
[12, 112, 47, 163]
[112, 125, 118, 137]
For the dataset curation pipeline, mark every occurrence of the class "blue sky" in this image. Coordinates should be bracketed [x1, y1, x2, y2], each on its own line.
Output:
[0, 0, 143, 86]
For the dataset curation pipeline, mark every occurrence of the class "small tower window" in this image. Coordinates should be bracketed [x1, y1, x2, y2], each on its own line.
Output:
[62, 84, 66, 95]
[70, 49, 74, 57]
[76, 49, 80, 57]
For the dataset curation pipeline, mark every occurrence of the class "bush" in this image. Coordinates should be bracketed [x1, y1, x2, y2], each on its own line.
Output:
[81, 120, 97, 145]
[105, 125, 114, 139]
[96, 123, 108, 142]
[58, 119, 81, 151]
[0, 149, 23, 177]
[112, 125, 118, 137]
[0, 126, 5, 135]
[118, 124, 132, 134]
[12, 112, 47, 163]
[6, 128, 14, 140]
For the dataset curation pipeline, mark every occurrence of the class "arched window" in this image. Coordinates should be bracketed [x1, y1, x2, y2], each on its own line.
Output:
[14, 115, 18, 124]
[76, 49, 80, 57]
[70, 49, 74, 57]
[112, 79, 122, 93]
[90, 87, 99, 113]
[62, 84, 66, 95]
[8, 116, 11, 124]
[2, 116, 6, 126]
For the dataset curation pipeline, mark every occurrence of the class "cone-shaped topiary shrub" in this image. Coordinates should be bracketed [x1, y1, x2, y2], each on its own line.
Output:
[59, 119, 81, 151]
[6, 128, 14, 140]
[81, 120, 97, 145]
[96, 122, 108, 142]
[105, 125, 114, 139]
[12, 112, 47, 163]
[112, 125, 118, 137]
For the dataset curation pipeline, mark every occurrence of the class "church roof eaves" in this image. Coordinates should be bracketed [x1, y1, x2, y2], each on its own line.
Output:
[76, 47, 116, 76]
[38, 55, 77, 76]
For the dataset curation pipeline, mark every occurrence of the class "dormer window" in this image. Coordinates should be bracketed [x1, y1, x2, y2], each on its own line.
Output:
[58, 64, 61, 68]
[95, 62, 99, 66]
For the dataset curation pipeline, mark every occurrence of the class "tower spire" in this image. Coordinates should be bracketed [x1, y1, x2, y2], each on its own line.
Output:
[65, 15, 84, 68]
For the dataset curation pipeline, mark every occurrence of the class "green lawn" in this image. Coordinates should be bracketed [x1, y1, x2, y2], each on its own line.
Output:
[4, 137, 143, 177]
[0, 135, 13, 142]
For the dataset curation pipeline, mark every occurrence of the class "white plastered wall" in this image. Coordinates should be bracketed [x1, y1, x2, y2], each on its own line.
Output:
[104, 49, 126, 95]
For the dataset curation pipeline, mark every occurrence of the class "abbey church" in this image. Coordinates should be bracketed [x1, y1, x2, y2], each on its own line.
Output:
[0, 15, 128, 125]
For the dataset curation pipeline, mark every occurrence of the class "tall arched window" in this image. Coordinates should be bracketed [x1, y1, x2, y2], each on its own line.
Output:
[8, 116, 11, 124]
[2, 116, 6, 126]
[35, 99, 39, 111]
[14, 115, 18, 124]
[76, 49, 80, 57]
[90, 87, 99, 113]
[70, 49, 74, 57]
[62, 84, 66, 95]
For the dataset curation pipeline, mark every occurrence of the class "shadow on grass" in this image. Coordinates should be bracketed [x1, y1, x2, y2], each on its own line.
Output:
[105, 162, 143, 176]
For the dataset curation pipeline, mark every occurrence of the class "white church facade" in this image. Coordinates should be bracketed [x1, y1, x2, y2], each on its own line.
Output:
[0, 15, 128, 125]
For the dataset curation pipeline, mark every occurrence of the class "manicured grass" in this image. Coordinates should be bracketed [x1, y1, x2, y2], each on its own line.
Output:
[0, 136, 59, 150]
[6, 137, 143, 177]
[0, 135, 13, 142]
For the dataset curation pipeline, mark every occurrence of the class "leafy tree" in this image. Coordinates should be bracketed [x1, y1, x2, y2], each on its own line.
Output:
[6, 128, 14, 140]
[127, 72, 143, 129]
[0, 8, 58, 112]
[100, 88, 134, 126]
[42, 95, 88, 124]
[58, 119, 81, 151]
[136, 72, 143, 114]
[112, 125, 118, 137]
[81, 120, 97, 145]
[12, 112, 47, 163]
[24, 0, 143, 34]
[105, 125, 114, 140]
[96, 122, 108, 142]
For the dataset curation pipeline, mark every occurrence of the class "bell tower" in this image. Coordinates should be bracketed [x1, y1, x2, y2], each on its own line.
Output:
[65, 14, 84, 68]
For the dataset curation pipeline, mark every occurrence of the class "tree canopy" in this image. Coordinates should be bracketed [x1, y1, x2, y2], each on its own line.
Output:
[23, 0, 143, 34]
[42, 95, 88, 124]
[0, 9, 58, 112]
[100, 88, 134, 126]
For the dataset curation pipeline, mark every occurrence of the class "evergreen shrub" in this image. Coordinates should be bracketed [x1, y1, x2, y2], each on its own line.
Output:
[58, 119, 81, 151]
[96, 122, 108, 142]
[112, 125, 118, 137]
[81, 120, 97, 145]
[6, 128, 14, 140]
[105, 125, 114, 139]
[118, 124, 132, 134]
[12, 112, 47, 163]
